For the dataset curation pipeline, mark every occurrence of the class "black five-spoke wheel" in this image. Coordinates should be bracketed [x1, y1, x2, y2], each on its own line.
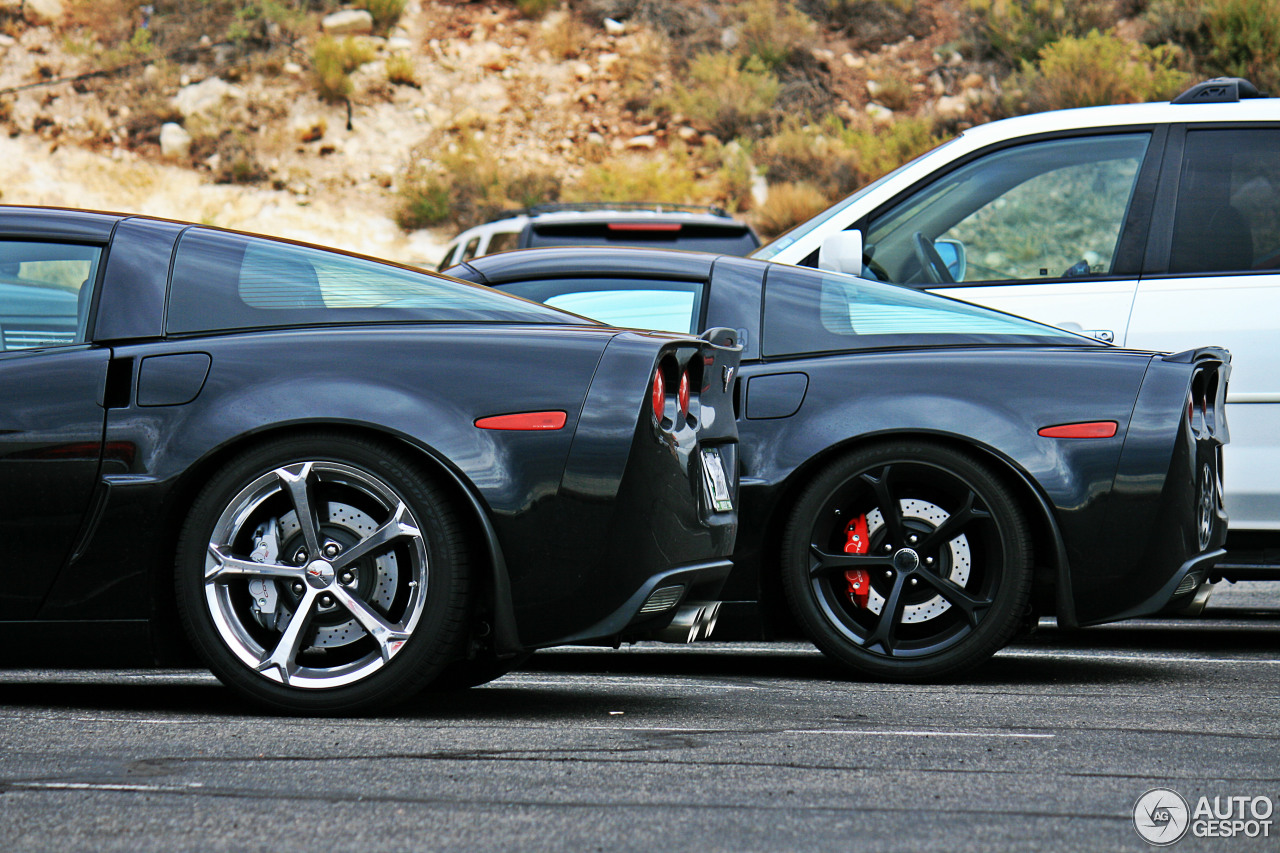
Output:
[175, 434, 470, 714]
[781, 441, 1031, 680]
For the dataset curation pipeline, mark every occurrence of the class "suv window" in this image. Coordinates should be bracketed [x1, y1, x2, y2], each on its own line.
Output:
[1169, 128, 1280, 273]
[486, 231, 519, 255]
[167, 228, 577, 333]
[0, 241, 101, 350]
[493, 277, 702, 334]
[867, 134, 1150, 284]
[522, 222, 760, 256]
[762, 264, 1092, 357]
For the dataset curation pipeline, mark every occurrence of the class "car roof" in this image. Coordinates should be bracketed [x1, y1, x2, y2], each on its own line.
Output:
[956, 96, 1280, 149]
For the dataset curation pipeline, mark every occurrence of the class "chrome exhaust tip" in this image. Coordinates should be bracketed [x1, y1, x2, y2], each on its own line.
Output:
[654, 600, 722, 643]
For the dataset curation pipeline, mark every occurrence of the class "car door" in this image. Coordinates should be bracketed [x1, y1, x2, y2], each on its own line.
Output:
[1127, 124, 1280, 532]
[860, 131, 1162, 344]
[0, 240, 109, 618]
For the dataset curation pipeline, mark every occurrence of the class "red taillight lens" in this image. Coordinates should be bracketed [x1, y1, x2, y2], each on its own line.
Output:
[652, 369, 665, 420]
[678, 369, 691, 419]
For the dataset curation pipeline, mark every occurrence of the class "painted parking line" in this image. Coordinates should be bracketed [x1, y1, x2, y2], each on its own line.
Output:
[787, 729, 1054, 738]
[997, 650, 1280, 665]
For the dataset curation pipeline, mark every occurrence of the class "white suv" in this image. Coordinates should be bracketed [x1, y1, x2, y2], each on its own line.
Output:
[754, 78, 1280, 576]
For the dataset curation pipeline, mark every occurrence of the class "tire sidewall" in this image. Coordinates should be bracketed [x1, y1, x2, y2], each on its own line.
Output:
[175, 434, 469, 714]
[781, 441, 1031, 681]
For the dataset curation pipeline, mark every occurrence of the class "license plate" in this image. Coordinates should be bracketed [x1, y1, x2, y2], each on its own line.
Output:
[701, 447, 734, 512]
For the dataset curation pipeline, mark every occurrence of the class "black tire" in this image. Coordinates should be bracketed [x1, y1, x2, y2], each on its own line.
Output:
[174, 433, 471, 714]
[426, 651, 534, 692]
[780, 441, 1031, 681]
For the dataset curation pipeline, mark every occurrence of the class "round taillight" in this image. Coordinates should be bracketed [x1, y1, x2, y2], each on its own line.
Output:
[678, 369, 691, 419]
[652, 369, 665, 420]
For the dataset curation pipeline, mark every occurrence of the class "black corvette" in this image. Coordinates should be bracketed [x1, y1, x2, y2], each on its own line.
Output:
[450, 247, 1231, 681]
[0, 207, 740, 713]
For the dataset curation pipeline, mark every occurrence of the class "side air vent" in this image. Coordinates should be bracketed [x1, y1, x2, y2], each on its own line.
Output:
[1172, 77, 1265, 104]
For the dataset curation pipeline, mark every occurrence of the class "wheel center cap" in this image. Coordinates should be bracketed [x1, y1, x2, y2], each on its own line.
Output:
[304, 559, 336, 589]
[893, 548, 921, 573]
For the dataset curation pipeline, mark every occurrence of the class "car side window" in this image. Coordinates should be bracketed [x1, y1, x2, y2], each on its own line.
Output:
[866, 134, 1150, 284]
[485, 231, 519, 255]
[1168, 128, 1280, 274]
[460, 236, 482, 262]
[493, 277, 704, 333]
[0, 241, 102, 351]
[166, 228, 577, 333]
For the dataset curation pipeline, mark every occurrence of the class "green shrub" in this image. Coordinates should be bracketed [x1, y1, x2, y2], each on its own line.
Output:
[396, 178, 452, 229]
[385, 53, 417, 86]
[1148, 0, 1280, 94]
[566, 150, 704, 204]
[396, 139, 562, 231]
[968, 0, 1123, 66]
[515, 0, 558, 18]
[666, 52, 781, 140]
[733, 0, 817, 70]
[359, 0, 407, 34]
[1012, 30, 1191, 111]
[313, 36, 377, 102]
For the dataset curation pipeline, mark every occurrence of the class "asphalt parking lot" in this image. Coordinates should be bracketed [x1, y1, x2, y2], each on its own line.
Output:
[1, 583, 1277, 853]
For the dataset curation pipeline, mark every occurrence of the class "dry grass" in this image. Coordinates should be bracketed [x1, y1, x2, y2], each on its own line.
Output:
[753, 181, 832, 238]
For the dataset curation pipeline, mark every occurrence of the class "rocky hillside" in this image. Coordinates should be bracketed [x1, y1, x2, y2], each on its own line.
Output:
[0, 0, 1271, 265]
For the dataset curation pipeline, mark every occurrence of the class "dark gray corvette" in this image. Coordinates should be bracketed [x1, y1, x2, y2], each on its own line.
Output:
[450, 247, 1230, 681]
[0, 208, 740, 713]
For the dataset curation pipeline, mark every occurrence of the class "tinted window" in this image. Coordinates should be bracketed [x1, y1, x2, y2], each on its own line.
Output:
[1169, 128, 1280, 273]
[461, 236, 481, 262]
[166, 228, 579, 334]
[486, 231, 519, 255]
[0, 241, 101, 350]
[523, 222, 760, 256]
[494, 277, 702, 334]
[867, 134, 1149, 284]
[762, 264, 1095, 357]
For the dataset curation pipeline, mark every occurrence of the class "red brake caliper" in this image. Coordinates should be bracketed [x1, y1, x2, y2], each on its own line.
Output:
[843, 514, 871, 608]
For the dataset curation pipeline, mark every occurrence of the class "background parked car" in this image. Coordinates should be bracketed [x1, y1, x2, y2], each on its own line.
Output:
[753, 78, 1279, 580]
[436, 202, 760, 269]
[449, 247, 1229, 680]
[0, 206, 740, 713]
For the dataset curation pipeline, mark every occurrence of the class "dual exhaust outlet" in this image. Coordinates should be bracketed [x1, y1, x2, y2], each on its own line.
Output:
[654, 600, 721, 643]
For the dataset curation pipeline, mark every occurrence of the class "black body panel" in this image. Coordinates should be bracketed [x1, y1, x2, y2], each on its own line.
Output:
[0, 208, 740, 671]
[456, 246, 1230, 635]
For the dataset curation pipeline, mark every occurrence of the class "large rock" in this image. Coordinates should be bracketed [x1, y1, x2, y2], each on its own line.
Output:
[322, 9, 374, 36]
[172, 77, 244, 118]
[22, 0, 63, 22]
[159, 123, 192, 159]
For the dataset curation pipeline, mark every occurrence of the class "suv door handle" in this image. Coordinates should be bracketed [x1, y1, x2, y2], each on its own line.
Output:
[1084, 329, 1115, 343]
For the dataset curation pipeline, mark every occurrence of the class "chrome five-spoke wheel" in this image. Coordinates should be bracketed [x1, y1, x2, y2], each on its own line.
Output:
[781, 441, 1031, 681]
[176, 435, 469, 713]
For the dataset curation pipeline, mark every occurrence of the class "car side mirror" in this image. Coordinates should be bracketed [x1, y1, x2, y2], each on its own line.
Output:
[819, 231, 864, 277]
[935, 238, 967, 281]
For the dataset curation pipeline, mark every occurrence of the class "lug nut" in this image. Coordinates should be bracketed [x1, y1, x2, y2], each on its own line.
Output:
[884, 570, 893, 578]
[339, 572, 354, 585]
[323, 542, 341, 559]
[883, 544, 893, 552]
[908, 534, 919, 544]
[925, 557, 934, 566]
[319, 594, 333, 608]
[292, 582, 304, 595]
[293, 548, 307, 565]
[909, 578, 918, 586]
